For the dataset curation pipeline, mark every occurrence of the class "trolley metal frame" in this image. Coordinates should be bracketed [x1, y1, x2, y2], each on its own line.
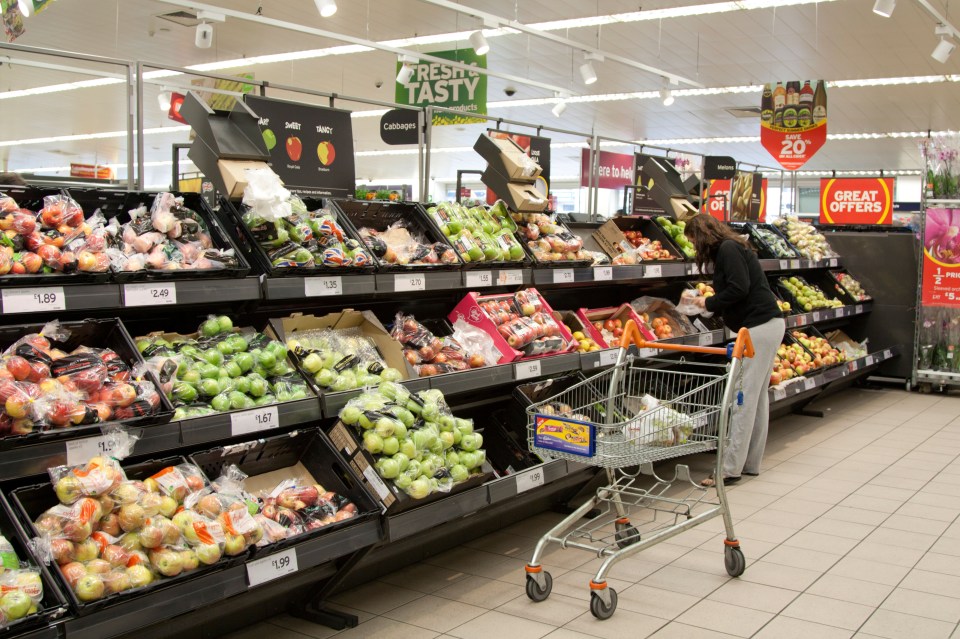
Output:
[523, 321, 755, 619]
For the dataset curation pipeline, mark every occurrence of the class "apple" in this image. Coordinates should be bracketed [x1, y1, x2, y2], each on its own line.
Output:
[139, 493, 163, 517]
[0, 590, 32, 619]
[149, 549, 183, 577]
[118, 532, 142, 552]
[54, 476, 83, 504]
[223, 534, 246, 556]
[195, 543, 222, 566]
[160, 519, 181, 546]
[102, 545, 130, 568]
[51, 538, 76, 565]
[74, 538, 98, 562]
[158, 496, 178, 518]
[75, 574, 105, 602]
[111, 483, 141, 505]
[62, 521, 93, 543]
[285, 136, 303, 162]
[142, 478, 160, 494]
[118, 504, 146, 532]
[125, 564, 154, 589]
[317, 141, 336, 165]
[60, 562, 87, 589]
[138, 523, 163, 549]
[85, 559, 111, 574]
[179, 549, 199, 571]
[196, 494, 222, 518]
[103, 570, 131, 595]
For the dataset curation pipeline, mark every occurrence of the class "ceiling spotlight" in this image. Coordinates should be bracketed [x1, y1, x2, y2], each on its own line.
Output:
[157, 90, 172, 111]
[16, 0, 35, 17]
[396, 63, 414, 85]
[315, 0, 337, 18]
[552, 100, 567, 117]
[195, 22, 213, 48]
[579, 61, 597, 85]
[933, 37, 956, 63]
[660, 88, 675, 106]
[872, 0, 895, 17]
[469, 30, 490, 56]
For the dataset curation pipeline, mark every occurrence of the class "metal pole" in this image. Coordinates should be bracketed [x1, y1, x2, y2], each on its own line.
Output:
[423, 107, 433, 204]
[417, 109, 425, 203]
[590, 134, 601, 220]
[135, 62, 145, 190]
[126, 62, 136, 191]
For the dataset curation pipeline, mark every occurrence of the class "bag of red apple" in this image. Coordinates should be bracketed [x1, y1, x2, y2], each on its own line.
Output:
[255, 514, 290, 547]
[133, 358, 177, 400]
[3, 320, 70, 365]
[39, 193, 85, 230]
[450, 319, 498, 368]
[0, 191, 18, 214]
[391, 313, 440, 351]
[514, 290, 544, 316]
[675, 290, 703, 317]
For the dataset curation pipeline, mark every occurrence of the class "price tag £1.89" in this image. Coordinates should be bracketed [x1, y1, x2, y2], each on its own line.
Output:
[66, 435, 121, 466]
[1, 287, 66, 313]
[231, 406, 280, 437]
[124, 283, 177, 307]
[246, 548, 298, 588]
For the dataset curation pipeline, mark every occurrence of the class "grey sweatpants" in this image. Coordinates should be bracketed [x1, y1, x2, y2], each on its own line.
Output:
[723, 316, 786, 478]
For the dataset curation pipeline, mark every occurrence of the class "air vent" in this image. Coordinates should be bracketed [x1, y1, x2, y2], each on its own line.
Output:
[156, 10, 200, 27]
[725, 106, 761, 119]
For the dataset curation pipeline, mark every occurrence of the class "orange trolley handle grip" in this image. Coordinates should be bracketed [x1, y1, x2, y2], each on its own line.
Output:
[620, 319, 755, 360]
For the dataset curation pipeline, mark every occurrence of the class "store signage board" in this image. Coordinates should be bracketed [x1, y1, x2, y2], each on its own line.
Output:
[245, 95, 356, 198]
[703, 156, 737, 180]
[921, 209, 960, 307]
[630, 153, 663, 214]
[395, 49, 487, 125]
[760, 80, 827, 170]
[819, 178, 894, 225]
[485, 131, 551, 204]
[581, 149, 634, 189]
[379, 109, 419, 145]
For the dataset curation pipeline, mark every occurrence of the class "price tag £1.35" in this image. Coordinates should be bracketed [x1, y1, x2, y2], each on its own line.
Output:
[66, 435, 121, 466]
[304, 276, 343, 297]
[246, 548, 298, 588]
[124, 283, 177, 307]
[2, 287, 66, 313]
[231, 406, 280, 437]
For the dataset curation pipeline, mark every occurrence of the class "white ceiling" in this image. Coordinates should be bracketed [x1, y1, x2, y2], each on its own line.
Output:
[2, 0, 959, 189]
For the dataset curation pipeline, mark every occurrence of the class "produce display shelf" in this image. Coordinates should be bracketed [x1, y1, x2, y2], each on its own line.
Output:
[759, 257, 842, 272]
[384, 483, 491, 542]
[916, 369, 960, 386]
[770, 347, 898, 403]
[320, 377, 431, 418]
[487, 459, 569, 504]
[261, 274, 378, 300]
[11, 625, 59, 639]
[426, 363, 515, 395]
[374, 270, 464, 293]
[178, 396, 322, 446]
[785, 302, 873, 329]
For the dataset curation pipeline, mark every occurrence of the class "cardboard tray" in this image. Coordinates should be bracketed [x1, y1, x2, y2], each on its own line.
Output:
[66, 189, 251, 283]
[575, 305, 656, 347]
[0, 492, 69, 635]
[0, 187, 112, 286]
[473, 134, 542, 183]
[479, 169, 549, 214]
[328, 199, 463, 271]
[9, 456, 249, 616]
[189, 428, 382, 557]
[216, 196, 375, 277]
[592, 217, 684, 262]
[0, 318, 174, 450]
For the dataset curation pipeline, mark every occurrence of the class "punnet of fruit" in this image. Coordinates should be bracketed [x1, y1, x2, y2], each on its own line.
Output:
[284, 327, 403, 392]
[655, 217, 696, 259]
[339, 382, 487, 500]
[424, 200, 524, 263]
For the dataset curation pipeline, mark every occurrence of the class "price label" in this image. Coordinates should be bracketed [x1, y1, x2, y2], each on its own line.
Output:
[884, 349, 892, 359]
[829, 258, 839, 267]
[2, 287, 66, 313]
[803, 377, 817, 391]
[593, 267, 612, 282]
[465, 271, 493, 288]
[230, 406, 280, 437]
[553, 269, 574, 284]
[644, 265, 662, 278]
[124, 283, 177, 307]
[304, 276, 343, 297]
[246, 548, 298, 587]
[812, 311, 821, 322]
[395, 274, 426, 292]
[790, 260, 800, 270]
[515, 360, 542, 380]
[865, 355, 875, 366]
[66, 436, 119, 466]
[779, 260, 789, 270]
[599, 350, 619, 367]
[848, 361, 857, 373]
[497, 270, 524, 286]
[689, 264, 701, 275]
[516, 467, 545, 494]
[772, 387, 786, 401]
[639, 348, 657, 358]
[855, 304, 864, 314]
[699, 332, 714, 347]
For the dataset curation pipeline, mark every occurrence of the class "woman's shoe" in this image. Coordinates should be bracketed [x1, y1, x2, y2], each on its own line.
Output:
[700, 475, 741, 487]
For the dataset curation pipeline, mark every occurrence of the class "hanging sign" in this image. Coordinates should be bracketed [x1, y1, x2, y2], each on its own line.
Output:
[631, 153, 662, 215]
[580, 149, 634, 189]
[703, 178, 767, 222]
[921, 208, 960, 307]
[702, 156, 737, 180]
[379, 109, 419, 145]
[396, 49, 486, 126]
[819, 178, 893, 225]
[485, 130, 551, 204]
[760, 80, 827, 170]
[245, 95, 356, 198]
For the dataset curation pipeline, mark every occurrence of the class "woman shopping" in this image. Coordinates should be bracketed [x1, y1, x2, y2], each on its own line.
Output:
[683, 215, 784, 486]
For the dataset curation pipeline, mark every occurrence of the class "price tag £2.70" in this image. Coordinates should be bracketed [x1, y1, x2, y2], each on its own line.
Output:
[515, 360, 542, 380]
[246, 548, 298, 588]
[516, 467, 545, 494]
[395, 274, 426, 292]
[231, 406, 280, 437]
[66, 436, 120, 466]
[124, 283, 177, 307]
[2, 287, 66, 313]
[304, 276, 343, 297]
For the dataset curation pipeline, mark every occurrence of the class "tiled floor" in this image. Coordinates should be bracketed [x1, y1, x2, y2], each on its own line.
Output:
[227, 387, 960, 639]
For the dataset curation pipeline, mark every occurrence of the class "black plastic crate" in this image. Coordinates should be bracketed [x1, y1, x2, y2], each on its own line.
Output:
[419, 203, 532, 271]
[9, 456, 248, 616]
[0, 187, 112, 286]
[746, 223, 801, 260]
[787, 325, 846, 372]
[512, 213, 592, 268]
[0, 492, 69, 636]
[67, 189, 250, 283]
[329, 199, 462, 271]
[189, 428, 381, 556]
[597, 216, 685, 263]
[773, 274, 845, 314]
[216, 196, 375, 277]
[0, 318, 174, 450]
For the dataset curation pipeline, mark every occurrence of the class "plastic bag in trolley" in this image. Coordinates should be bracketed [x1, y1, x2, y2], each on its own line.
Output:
[621, 394, 700, 447]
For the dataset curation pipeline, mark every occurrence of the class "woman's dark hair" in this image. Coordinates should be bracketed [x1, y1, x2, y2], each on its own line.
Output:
[683, 214, 750, 274]
[0, 173, 27, 187]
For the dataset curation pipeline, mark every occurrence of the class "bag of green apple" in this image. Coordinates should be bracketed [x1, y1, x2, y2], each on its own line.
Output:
[0, 569, 43, 623]
[47, 425, 138, 503]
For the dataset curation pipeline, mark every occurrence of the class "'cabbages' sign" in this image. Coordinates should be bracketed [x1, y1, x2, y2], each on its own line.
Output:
[396, 49, 487, 126]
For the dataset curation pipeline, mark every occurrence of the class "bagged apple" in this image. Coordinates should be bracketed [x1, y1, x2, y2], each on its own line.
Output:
[144, 462, 206, 506]
[0, 569, 43, 623]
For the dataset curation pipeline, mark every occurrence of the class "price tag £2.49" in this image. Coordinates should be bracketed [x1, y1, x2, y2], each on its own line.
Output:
[124, 283, 177, 307]
[231, 406, 280, 437]
[2, 287, 66, 313]
[246, 548, 298, 588]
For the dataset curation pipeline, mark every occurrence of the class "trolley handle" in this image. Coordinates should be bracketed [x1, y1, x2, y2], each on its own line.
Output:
[620, 320, 755, 360]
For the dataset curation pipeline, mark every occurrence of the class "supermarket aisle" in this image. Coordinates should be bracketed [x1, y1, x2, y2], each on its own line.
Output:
[228, 387, 960, 639]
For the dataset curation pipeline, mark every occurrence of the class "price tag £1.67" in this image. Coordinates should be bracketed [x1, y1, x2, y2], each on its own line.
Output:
[246, 548, 298, 588]
[124, 283, 177, 307]
[2, 287, 66, 313]
[231, 406, 280, 437]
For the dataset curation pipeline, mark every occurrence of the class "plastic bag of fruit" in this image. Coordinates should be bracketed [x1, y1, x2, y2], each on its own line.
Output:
[145, 462, 206, 506]
[631, 296, 696, 337]
[48, 431, 138, 503]
[450, 319, 496, 368]
[242, 167, 294, 223]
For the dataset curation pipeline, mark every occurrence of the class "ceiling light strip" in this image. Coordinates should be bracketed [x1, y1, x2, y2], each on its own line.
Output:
[0, 125, 190, 148]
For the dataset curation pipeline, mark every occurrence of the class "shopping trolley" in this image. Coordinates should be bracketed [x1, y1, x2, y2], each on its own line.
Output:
[523, 320, 755, 619]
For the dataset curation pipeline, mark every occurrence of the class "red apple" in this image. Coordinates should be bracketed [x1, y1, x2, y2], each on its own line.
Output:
[285, 136, 303, 162]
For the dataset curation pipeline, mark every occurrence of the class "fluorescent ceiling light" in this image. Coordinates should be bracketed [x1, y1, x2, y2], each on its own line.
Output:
[873, 0, 896, 17]
[933, 37, 956, 63]
[0, 126, 190, 148]
[579, 61, 597, 85]
[660, 88, 675, 106]
[469, 30, 490, 55]
[315, 0, 338, 18]
[638, 130, 959, 145]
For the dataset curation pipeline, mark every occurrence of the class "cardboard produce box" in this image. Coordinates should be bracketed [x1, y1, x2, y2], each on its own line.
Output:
[474, 134, 542, 182]
[480, 168, 548, 213]
[592, 217, 683, 261]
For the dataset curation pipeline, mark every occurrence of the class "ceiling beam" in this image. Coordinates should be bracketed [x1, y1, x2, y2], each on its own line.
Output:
[415, 0, 704, 88]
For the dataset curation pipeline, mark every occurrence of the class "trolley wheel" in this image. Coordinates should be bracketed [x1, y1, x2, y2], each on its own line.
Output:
[724, 545, 746, 577]
[614, 522, 640, 549]
[525, 572, 552, 602]
[589, 588, 618, 620]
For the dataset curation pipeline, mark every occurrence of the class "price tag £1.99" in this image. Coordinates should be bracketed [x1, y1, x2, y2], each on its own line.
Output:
[516, 467, 545, 494]
[246, 548, 298, 588]
[2, 287, 66, 313]
[124, 283, 177, 307]
[66, 435, 121, 466]
[231, 406, 280, 437]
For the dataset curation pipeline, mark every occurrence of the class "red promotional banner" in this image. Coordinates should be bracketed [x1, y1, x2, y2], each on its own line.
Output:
[580, 149, 634, 189]
[819, 178, 894, 225]
[69, 164, 114, 180]
[922, 209, 960, 307]
[703, 178, 768, 221]
[760, 80, 827, 170]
